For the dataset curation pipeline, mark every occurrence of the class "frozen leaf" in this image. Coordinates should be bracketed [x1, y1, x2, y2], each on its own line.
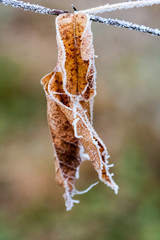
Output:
[41, 12, 118, 211]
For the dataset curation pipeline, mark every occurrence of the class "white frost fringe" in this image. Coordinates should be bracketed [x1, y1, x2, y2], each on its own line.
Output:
[64, 181, 99, 211]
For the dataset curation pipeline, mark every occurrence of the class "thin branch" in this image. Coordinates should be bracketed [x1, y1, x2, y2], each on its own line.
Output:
[90, 15, 160, 36]
[82, 0, 160, 15]
[0, 0, 67, 15]
[0, 0, 160, 37]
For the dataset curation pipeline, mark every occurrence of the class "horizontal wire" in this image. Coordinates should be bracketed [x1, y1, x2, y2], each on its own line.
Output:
[82, 0, 160, 15]
[0, 0, 160, 37]
[0, 0, 67, 15]
[90, 15, 160, 36]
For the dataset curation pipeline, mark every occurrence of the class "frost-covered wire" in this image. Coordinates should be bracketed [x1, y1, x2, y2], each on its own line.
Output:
[82, 0, 160, 15]
[90, 15, 160, 36]
[0, 0, 67, 15]
[0, 0, 160, 37]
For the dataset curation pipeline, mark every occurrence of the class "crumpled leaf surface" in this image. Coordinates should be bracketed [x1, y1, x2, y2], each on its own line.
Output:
[41, 12, 119, 211]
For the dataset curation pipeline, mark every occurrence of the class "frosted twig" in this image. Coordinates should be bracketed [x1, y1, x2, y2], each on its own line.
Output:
[90, 15, 160, 36]
[0, 0, 67, 15]
[0, 0, 160, 37]
[82, 0, 160, 15]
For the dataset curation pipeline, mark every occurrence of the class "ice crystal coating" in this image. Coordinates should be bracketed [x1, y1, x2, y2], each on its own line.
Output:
[1, 0, 160, 36]
[82, 0, 160, 15]
[90, 16, 160, 36]
[0, 0, 66, 15]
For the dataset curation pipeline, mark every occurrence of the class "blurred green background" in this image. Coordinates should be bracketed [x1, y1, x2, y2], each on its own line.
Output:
[0, 1, 160, 239]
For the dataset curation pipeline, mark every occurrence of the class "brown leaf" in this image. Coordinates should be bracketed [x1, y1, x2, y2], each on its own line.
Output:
[41, 12, 118, 211]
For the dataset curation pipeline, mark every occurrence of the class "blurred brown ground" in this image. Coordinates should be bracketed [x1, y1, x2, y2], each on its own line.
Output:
[0, 1, 160, 240]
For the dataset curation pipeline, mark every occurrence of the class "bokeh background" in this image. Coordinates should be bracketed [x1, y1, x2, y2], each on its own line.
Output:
[0, 0, 160, 239]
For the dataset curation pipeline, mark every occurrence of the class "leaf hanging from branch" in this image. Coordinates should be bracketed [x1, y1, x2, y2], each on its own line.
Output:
[41, 12, 118, 211]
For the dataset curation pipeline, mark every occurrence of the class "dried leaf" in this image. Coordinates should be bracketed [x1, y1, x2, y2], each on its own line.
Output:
[41, 12, 118, 211]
